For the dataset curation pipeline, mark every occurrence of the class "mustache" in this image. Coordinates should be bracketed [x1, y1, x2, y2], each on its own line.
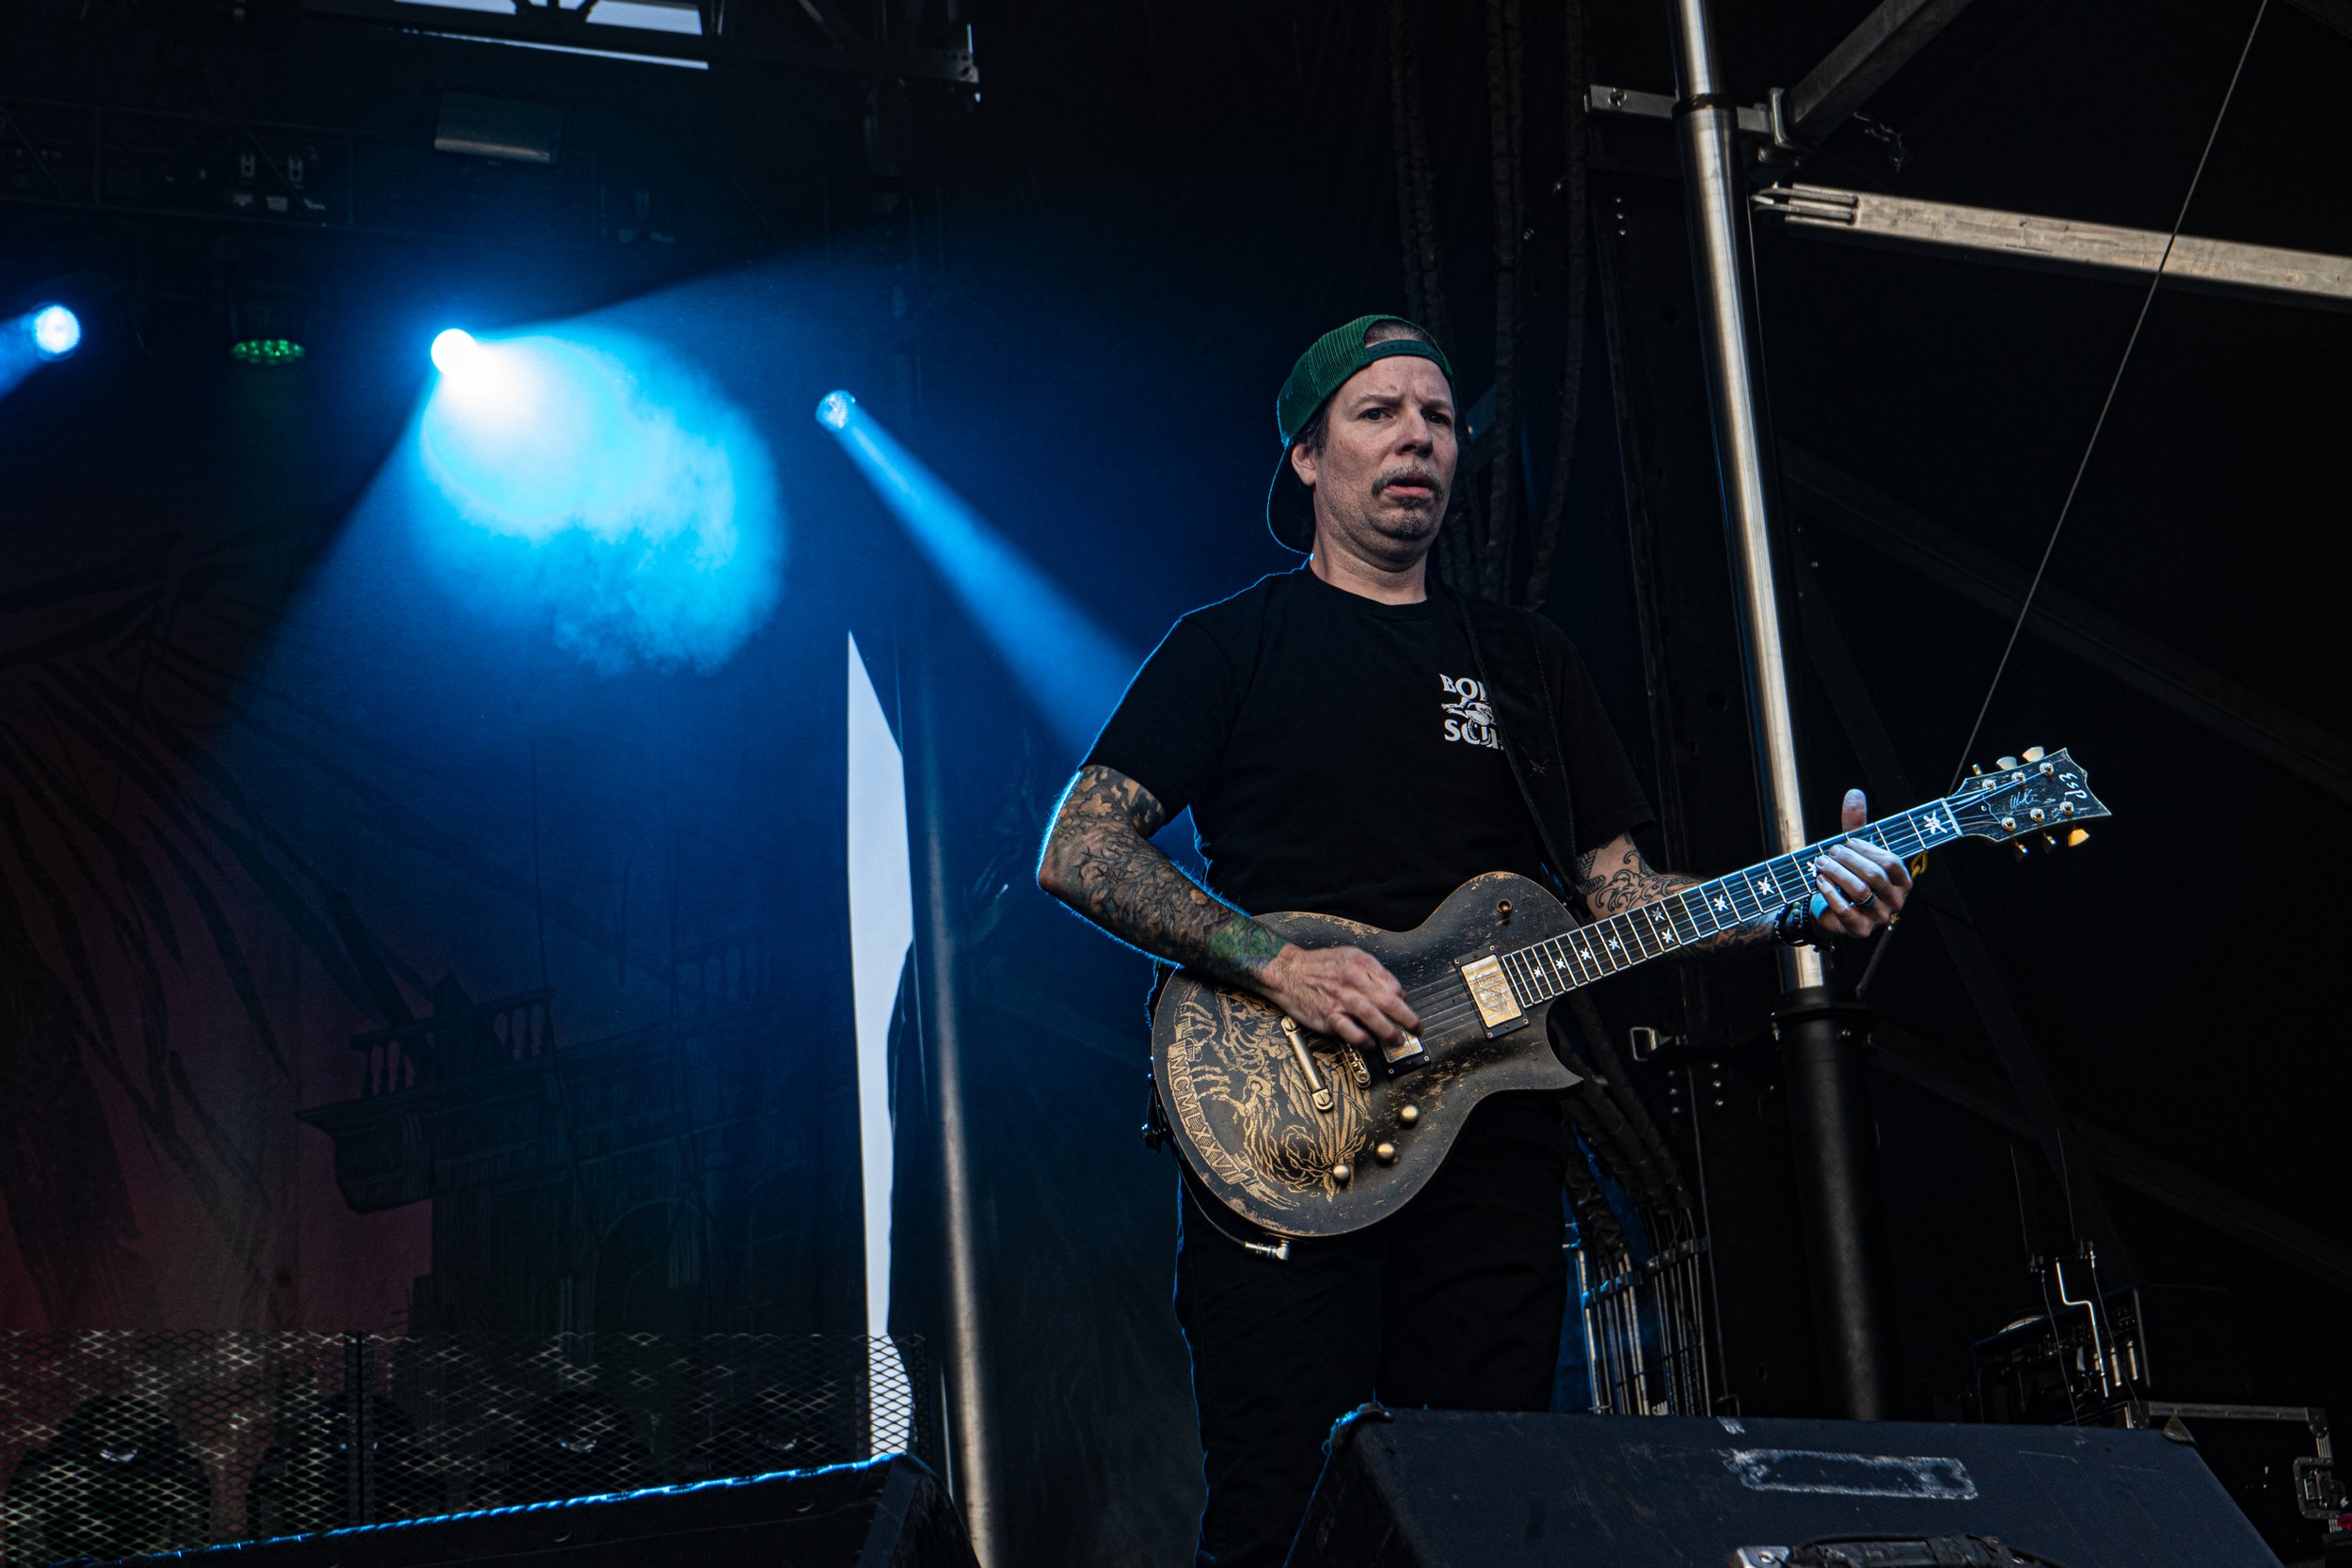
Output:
[1373, 466, 1445, 498]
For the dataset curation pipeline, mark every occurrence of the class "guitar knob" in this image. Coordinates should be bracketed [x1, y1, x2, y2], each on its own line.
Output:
[2022, 746, 2045, 763]
[1374, 1143, 1398, 1165]
[1330, 1163, 1352, 1186]
[2066, 828, 2091, 848]
[1397, 1103, 1421, 1127]
[1997, 756, 2021, 771]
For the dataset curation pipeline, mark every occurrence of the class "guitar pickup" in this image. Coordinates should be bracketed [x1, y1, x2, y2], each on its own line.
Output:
[1456, 954, 1525, 1036]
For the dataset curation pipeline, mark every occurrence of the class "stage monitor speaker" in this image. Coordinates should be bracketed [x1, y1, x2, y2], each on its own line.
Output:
[114, 1455, 976, 1568]
[1289, 1409, 2279, 1568]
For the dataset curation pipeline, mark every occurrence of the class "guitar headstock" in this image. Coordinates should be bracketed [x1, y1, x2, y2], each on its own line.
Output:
[1944, 746, 2111, 852]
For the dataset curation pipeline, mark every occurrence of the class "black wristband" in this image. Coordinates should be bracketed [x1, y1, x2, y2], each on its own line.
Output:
[1774, 898, 1820, 947]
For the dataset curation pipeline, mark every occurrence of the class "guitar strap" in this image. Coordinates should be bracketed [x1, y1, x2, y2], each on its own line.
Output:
[1446, 589, 1581, 906]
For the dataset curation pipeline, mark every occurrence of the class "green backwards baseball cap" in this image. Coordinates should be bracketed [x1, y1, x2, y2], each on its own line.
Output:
[1266, 313, 1455, 553]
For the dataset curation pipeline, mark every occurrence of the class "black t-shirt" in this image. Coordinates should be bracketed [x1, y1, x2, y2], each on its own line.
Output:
[1085, 568, 1654, 932]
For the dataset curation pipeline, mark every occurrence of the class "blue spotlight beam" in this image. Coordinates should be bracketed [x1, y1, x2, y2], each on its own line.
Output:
[816, 391, 1136, 756]
[416, 327, 786, 674]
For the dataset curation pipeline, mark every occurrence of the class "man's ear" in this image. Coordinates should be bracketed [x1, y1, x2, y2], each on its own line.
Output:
[1288, 441, 1318, 487]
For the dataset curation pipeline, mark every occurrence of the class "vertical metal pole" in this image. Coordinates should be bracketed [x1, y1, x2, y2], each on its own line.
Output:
[908, 632, 998, 1564]
[1663, 0, 1898, 1418]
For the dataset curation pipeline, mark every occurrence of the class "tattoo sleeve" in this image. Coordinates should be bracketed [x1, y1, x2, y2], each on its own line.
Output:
[1573, 835, 1776, 956]
[1036, 765, 1289, 987]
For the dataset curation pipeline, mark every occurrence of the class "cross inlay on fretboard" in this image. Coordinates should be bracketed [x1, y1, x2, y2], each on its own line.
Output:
[1490, 801, 1962, 1009]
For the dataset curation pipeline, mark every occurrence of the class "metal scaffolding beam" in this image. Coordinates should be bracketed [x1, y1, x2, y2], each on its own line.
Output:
[1781, 444, 2352, 804]
[302, 0, 979, 80]
[1781, 0, 1977, 146]
[1873, 1025, 2352, 1298]
[1756, 183, 2352, 312]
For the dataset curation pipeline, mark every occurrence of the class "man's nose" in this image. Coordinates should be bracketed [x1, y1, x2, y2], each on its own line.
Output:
[1396, 413, 1434, 451]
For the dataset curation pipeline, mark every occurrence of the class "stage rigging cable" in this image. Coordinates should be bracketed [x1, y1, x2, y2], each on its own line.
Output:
[1857, 0, 2270, 997]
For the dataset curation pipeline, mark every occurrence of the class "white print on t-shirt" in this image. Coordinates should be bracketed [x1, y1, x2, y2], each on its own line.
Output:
[1439, 674, 1502, 750]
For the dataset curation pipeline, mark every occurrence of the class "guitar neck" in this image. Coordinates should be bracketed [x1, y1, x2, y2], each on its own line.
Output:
[1492, 799, 1969, 1007]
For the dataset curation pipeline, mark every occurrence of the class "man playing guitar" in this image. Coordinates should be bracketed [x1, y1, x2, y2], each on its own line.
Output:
[1036, 314, 1910, 1567]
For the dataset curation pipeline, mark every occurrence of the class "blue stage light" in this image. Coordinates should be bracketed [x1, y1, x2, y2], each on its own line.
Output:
[415, 328, 785, 673]
[430, 327, 482, 377]
[815, 391, 1135, 755]
[29, 304, 79, 359]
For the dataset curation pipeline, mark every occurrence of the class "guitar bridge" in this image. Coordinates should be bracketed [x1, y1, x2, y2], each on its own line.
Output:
[1456, 954, 1525, 1035]
[1278, 1015, 1334, 1113]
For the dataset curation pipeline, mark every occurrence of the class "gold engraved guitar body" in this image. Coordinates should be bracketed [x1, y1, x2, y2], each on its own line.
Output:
[1151, 872, 1580, 1239]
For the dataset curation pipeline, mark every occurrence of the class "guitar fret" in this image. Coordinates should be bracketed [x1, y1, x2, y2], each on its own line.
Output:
[1612, 913, 1646, 964]
[1505, 948, 1540, 1006]
[1628, 910, 1662, 960]
[1536, 947, 1563, 999]
[1528, 946, 1561, 1001]
[1665, 894, 1702, 946]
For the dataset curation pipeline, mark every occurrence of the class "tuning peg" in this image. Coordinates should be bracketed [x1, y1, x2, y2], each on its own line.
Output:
[2065, 828, 2090, 848]
[2022, 746, 2045, 763]
[1997, 755, 2021, 770]
[2012, 842, 2030, 862]
[1969, 763, 1984, 777]
[2039, 831, 2058, 852]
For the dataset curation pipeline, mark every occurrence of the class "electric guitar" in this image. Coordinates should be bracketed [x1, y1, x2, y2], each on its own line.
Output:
[1152, 748, 2111, 1238]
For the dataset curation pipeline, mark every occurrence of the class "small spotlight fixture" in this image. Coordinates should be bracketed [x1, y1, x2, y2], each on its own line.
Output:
[816, 389, 855, 431]
[28, 303, 81, 360]
[225, 268, 315, 367]
[230, 337, 308, 367]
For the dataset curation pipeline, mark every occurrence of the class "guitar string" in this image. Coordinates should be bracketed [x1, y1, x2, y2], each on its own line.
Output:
[1389, 806, 1946, 1028]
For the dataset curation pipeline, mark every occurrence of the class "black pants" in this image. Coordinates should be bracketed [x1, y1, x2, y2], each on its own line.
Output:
[1171, 1091, 1572, 1568]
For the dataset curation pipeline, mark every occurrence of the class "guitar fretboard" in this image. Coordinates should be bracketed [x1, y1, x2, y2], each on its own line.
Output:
[1493, 800, 1966, 1006]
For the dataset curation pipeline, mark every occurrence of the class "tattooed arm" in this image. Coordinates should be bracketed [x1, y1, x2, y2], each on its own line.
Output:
[1574, 833, 1773, 955]
[1037, 765, 1420, 1049]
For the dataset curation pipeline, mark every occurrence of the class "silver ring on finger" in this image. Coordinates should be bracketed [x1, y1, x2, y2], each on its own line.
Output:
[1853, 889, 1877, 909]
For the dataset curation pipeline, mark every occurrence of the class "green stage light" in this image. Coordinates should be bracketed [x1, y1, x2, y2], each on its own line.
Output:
[230, 337, 307, 366]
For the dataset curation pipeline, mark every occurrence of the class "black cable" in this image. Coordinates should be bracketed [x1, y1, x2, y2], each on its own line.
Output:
[1565, 990, 1685, 1201]
[1859, 0, 2270, 1003]
[1947, 0, 2269, 787]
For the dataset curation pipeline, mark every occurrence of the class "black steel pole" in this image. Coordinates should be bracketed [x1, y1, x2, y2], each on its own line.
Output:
[1661, 0, 1899, 1417]
[1773, 988, 1895, 1416]
[905, 619, 998, 1561]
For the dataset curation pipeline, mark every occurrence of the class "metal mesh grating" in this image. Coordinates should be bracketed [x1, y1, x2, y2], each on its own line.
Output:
[0, 1333, 933, 1564]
